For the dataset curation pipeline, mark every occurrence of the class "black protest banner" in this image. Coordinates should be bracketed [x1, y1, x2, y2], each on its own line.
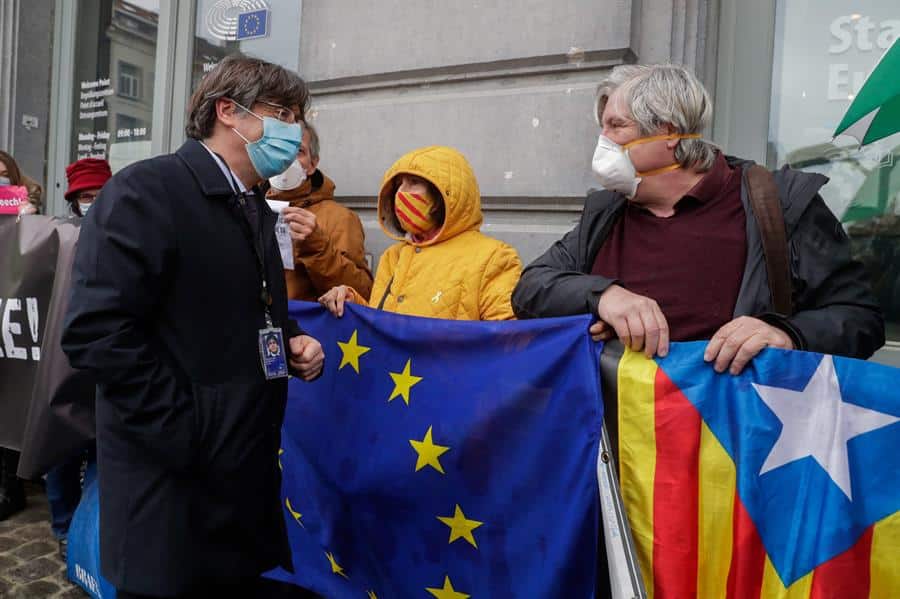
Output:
[0, 215, 58, 450]
[17, 217, 97, 478]
[0, 214, 95, 479]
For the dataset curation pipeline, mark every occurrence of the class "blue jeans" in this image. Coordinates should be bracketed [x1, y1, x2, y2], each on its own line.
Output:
[46, 448, 96, 540]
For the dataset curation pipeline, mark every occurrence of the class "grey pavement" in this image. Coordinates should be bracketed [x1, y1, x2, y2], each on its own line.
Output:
[0, 481, 87, 598]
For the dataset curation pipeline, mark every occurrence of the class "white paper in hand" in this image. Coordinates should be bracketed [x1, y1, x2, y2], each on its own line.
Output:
[265, 199, 294, 270]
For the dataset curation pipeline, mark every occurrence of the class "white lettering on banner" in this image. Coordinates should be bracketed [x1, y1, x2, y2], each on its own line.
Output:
[1, 298, 26, 360]
[0, 297, 41, 361]
[74, 563, 103, 597]
[827, 15, 900, 102]
[26, 298, 39, 360]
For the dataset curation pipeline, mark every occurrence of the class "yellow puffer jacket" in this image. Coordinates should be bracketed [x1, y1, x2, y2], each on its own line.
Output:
[350, 146, 522, 320]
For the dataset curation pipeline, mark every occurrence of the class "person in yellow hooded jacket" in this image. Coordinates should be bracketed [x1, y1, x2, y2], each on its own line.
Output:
[319, 145, 522, 320]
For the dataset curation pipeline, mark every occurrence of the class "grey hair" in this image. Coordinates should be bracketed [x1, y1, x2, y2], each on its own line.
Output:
[594, 64, 718, 171]
[303, 120, 320, 161]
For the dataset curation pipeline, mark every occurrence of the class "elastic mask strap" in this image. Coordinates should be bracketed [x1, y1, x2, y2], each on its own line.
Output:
[229, 99, 263, 144]
[625, 133, 703, 177]
[231, 128, 251, 144]
[636, 163, 683, 177]
[622, 132, 701, 149]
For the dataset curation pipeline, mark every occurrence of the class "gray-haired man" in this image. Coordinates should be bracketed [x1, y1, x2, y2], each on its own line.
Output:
[512, 64, 883, 372]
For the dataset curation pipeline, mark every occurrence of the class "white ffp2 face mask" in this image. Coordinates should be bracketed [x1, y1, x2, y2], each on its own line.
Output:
[268, 159, 307, 191]
[591, 132, 704, 198]
[591, 135, 640, 198]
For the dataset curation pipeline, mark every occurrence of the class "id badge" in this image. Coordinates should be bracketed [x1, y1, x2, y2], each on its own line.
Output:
[258, 327, 289, 380]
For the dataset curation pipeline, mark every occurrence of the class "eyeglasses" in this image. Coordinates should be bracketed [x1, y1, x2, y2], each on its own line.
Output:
[76, 192, 99, 203]
[257, 100, 297, 124]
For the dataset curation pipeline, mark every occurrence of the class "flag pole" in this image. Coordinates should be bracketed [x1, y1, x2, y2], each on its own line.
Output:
[598, 422, 647, 599]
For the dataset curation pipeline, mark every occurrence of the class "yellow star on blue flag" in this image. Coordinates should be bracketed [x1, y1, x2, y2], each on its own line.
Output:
[236, 9, 269, 40]
[265, 303, 603, 597]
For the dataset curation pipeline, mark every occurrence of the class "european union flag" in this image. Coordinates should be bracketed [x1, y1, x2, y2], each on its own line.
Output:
[269, 303, 603, 597]
[236, 9, 269, 41]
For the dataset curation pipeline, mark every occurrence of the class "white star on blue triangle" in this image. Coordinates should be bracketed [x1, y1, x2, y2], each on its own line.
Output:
[655, 342, 900, 586]
[753, 355, 898, 501]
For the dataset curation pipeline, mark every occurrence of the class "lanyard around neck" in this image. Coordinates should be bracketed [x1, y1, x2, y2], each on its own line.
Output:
[214, 151, 275, 325]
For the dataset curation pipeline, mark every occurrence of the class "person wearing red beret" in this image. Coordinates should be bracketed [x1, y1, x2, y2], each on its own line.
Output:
[64, 158, 112, 217]
[41, 158, 111, 560]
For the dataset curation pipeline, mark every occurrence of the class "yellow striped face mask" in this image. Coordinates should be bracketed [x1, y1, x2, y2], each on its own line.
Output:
[394, 190, 439, 235]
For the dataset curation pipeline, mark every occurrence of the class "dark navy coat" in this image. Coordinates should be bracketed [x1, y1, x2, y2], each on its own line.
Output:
[62, 139, 301, 595]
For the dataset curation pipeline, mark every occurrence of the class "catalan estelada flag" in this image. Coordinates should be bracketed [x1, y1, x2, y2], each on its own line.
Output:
[268, 303, 604, 598]
[613, 342, 900, 598]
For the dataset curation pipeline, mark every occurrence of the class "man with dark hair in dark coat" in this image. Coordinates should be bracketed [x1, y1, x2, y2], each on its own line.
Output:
[62, 55, 325, 598]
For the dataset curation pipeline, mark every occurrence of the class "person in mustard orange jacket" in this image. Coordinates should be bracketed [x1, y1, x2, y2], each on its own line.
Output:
[319, 145, 522, 320]
[270, 122, 373, 301]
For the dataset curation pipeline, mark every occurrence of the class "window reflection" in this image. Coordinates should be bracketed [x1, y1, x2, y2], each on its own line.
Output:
[769, 0, 900, 341]
[191, 0, 301, 93]
[71, 0, 159, 173]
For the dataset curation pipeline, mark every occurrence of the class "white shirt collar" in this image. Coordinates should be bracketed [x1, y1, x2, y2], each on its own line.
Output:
[199, 141, 247, 193]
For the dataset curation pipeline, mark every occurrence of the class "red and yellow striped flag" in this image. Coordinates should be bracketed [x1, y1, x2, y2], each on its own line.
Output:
[615, 348, 900, 599]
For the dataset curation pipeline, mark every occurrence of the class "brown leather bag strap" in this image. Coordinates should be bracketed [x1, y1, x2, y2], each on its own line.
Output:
[745, 164, 793, 316]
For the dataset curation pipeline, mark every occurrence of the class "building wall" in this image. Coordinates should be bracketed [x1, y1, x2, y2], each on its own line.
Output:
[0, 0, 716, 261]
[296, 0, 716, 265]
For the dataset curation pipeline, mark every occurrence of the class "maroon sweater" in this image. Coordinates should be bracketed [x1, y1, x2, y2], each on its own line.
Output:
[591, 153, 746, 341]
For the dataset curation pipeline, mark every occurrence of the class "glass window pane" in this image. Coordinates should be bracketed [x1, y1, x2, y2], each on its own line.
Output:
[70, 0, 160, 173]
[768, 1, 900, 341]
[191, 1, 302, 94]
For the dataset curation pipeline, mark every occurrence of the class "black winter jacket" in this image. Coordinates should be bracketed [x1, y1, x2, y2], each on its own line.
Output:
[62, 139, 301, 594]
[512, 157, 884, 359]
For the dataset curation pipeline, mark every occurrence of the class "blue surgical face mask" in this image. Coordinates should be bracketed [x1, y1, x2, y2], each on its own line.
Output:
[0, 176, 10, 186]
[230, 101, 303, 179]
[78, 202, 92, 217]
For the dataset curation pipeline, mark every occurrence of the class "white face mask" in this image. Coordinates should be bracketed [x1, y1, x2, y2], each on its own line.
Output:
[268, 158, 307, 191]
[0, 176, 10, 186]
[78, 202, 92, 217]
[591, 135, 640, 198]
[591, 132, 704, 198]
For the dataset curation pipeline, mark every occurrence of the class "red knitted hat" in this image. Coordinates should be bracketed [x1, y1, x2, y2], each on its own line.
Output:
[65, 158, 112, 200]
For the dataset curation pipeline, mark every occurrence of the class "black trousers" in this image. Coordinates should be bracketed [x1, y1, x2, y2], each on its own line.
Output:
[117, 577, 321, 599]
